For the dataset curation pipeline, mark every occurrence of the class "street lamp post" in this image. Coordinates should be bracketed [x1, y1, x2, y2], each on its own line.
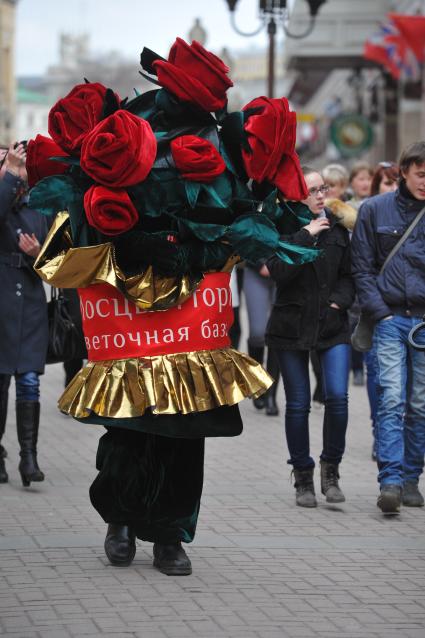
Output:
[225, 0, 327, 98]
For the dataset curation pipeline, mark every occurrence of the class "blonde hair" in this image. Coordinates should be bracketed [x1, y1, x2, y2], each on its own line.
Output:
[322, 164, 349, 187]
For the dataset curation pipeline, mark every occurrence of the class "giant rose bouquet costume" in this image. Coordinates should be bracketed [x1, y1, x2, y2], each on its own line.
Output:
[28, 39, 318, 574]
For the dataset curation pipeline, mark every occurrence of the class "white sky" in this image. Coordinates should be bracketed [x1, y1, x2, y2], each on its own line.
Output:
[16, 0, 278, 76]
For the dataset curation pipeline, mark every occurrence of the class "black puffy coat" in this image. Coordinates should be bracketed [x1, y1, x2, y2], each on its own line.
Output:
[265, 209, 355, 351]
[351, 184, 425, 321]
[0, 172, 48, 374]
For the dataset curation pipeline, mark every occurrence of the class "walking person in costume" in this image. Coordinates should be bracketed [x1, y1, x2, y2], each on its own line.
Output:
[0, 142, 48, 486]
[266, 167, 355, 508]
[352, 143, 425, 514]
[29, 39, 318, 574]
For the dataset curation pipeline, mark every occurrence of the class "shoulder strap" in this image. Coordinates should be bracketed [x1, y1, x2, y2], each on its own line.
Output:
[380, 204, 425, 275]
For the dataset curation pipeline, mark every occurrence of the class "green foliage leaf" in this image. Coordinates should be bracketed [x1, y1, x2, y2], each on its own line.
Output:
[29, 175, 83, 217]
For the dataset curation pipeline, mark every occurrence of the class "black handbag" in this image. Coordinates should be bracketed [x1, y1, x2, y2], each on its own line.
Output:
[352, 204, 425, 352]
[46, 288, 86, 364]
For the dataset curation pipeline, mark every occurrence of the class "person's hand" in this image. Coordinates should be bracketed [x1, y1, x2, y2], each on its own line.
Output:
[304, 217, 330, 236]
[259, 264, 270, 278]
[329, 302, 340, 310]
[18, 233, 40, 258]
[5, 142, 27, 180]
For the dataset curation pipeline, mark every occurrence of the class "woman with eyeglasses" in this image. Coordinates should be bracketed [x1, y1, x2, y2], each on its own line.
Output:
[266, 167, 355, 508]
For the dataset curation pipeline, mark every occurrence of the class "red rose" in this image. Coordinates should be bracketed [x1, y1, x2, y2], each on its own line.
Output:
[84, 185, 139, 236]
[26, 135, 69, 188]
[153, 38, 233, 112]
[241, 97, 308, 200]
[80, 110, 157, 187]
[170, 135, 226, 183]
[48, 82, 117, 156]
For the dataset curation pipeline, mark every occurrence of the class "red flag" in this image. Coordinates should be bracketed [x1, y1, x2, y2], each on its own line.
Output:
[389, 14, 425, 62]
[363, 17, 421, 81]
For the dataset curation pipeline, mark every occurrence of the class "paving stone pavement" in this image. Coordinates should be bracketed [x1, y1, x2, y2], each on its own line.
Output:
[1, 362, 425, 638]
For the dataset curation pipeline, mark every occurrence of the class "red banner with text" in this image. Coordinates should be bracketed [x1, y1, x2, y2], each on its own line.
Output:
[79, 272, 233, 361]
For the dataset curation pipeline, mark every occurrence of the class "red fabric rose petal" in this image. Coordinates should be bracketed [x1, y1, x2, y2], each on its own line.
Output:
[26, 135, 69, 188]
[80, 110, 157, 188]
[170, 135, 226, 183]
[84, 185, 139, 236]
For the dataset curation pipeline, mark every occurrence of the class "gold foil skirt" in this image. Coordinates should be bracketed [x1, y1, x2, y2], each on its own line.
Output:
[59, 348, 273, 419]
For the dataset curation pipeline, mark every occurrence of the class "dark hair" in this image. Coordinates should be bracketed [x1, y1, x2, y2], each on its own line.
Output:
[399, 142, 425, 173]
[370, 162, 399, 196]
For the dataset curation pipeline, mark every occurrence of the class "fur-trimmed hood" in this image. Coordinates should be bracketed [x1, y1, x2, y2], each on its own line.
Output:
[325, 198, 357, 232]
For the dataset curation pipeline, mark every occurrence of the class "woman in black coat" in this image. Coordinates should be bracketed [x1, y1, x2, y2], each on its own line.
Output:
[266, 167, 355, 508]
[0, 143, 48, 487]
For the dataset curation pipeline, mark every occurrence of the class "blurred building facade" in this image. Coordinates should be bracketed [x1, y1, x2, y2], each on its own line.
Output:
[284, 0, 425, 164]
[0, 0, 17, 143]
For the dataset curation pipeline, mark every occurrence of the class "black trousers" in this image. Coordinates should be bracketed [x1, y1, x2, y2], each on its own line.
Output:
[90, 428, 205, 544]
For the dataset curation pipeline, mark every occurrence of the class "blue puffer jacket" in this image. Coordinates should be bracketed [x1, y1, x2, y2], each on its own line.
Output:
[351, 184, 425, 322]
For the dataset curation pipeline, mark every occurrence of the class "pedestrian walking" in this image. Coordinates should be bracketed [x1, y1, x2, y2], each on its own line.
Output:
[0, 142, 48, 487]
[363, 161, 400, 461]
[351, 143, 425, 514]
[266, 167, 355, 508]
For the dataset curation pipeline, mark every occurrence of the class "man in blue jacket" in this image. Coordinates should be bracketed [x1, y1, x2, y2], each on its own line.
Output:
[351, 142, 425, 514]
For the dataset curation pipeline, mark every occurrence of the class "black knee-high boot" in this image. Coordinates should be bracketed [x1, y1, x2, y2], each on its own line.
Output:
[0, 388, 9, 483]
[264, 347, 280, 416]
[247, 339, 266, 409]
[16, 401, 45, 487]
[0, 375, 11, 483]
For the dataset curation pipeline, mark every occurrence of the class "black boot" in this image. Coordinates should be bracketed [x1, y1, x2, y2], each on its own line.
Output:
[265, 347, 279, 416]
[153, 542, 192, 576]
[104, 524, 136, 566]
[248, 341, 265, 409]
[0, 385, 9, 483]
[293, 468, 317, 508]
[16, 401, 45, 487]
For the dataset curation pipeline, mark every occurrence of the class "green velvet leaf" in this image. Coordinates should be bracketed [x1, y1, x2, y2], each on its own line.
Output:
[49, 155, 80, 166]
[177, 217, 226, 242]
[260, 188, 281, 221]
[29, 175, 83, 217]
[185, 181, 201, 209]
[226, 214, 279, 262]
[275, 240, 320, 265]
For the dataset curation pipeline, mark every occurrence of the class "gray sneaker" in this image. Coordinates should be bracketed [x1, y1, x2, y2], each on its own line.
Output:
[402, 481, 424, 507]
[377, 484, 401, 514]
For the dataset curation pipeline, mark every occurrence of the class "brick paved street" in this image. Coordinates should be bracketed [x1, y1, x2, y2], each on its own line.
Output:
[1, 362, 425, 638]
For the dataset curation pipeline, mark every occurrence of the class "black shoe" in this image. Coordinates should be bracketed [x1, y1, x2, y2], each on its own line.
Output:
[353, 370, 364, 386]
[402, 481, 424, 507]
[253, 395, 266, 410]
[153, 542, 192, 575]
[16, 402, 45, 487]
[104, 524, 136, 566]
[265, 394, 279, 416]
[0, 444, 8, 483]
[377, 484, 401, 514]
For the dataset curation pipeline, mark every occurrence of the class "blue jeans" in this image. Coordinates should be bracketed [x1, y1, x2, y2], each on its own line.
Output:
[364, 344, 378, 451]
[0, 372, 40, 402]
[374, 315, 425, 486]
[277, 344, 350, 469]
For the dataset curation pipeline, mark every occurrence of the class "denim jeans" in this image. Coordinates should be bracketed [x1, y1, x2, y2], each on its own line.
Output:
[374, 315, 425, 486]
[364, 344, 378, 452]
[277, 344, 350, 469]
[0, 372, 40, 402]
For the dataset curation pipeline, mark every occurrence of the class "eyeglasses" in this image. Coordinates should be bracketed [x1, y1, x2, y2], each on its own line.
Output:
[308, 185, 330, 197]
